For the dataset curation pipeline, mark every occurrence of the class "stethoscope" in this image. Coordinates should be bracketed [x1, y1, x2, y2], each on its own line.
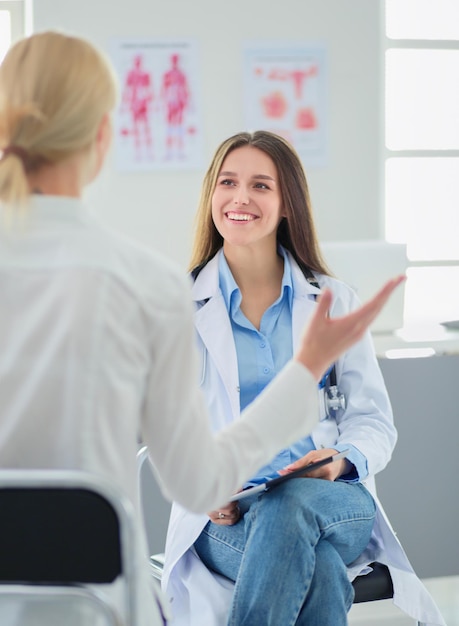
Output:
[302, 266, 347, 419]
[319, 364, 346, 417]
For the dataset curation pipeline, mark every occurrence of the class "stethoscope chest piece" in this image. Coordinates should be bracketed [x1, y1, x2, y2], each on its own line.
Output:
[325, 384, 346, 414]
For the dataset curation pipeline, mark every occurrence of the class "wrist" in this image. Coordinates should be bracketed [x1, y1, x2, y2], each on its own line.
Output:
[294, 353, 324, 383]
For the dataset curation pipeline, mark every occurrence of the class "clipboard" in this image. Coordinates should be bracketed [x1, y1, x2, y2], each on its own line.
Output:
[228, 449, 350, 502]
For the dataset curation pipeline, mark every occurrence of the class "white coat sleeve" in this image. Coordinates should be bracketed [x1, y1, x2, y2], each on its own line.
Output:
[140, 271, 319, 514]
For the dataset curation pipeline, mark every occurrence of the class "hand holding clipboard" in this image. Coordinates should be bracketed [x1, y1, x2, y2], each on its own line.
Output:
[228, 449, 350, 502]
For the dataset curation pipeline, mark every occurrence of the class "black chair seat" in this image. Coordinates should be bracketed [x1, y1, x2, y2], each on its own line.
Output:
[352, 562, 394, 603]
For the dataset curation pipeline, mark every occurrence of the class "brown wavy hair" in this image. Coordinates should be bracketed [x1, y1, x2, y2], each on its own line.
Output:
[189, 130, 330, 276]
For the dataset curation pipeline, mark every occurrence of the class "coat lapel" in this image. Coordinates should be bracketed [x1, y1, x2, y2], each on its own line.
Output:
[192, 253, 241, 419]
[289, 253, 321, 348]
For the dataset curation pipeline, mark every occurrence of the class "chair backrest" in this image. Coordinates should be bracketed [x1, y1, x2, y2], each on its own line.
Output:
[0, 470, 137, 624]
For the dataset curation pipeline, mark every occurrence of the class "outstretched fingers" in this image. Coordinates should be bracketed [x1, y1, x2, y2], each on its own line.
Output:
[337, 275, 406, 340]
[295, 275, 406, 381]
[312, 287, 333, 320]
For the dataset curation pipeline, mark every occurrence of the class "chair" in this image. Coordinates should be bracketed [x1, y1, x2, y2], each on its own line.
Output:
[352, 564, 423, 625]
[0, 469, 138, 626]
[352, 561, 394, 604]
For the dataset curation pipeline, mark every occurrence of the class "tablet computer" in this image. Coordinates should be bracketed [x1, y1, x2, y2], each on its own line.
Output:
[228, 449, 350, 502]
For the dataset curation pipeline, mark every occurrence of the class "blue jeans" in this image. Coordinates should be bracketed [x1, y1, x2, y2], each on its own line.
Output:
[194, 478, 376, 626]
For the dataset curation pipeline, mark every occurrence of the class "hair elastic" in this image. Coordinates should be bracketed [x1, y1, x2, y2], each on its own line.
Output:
[1, 145, 29, 166]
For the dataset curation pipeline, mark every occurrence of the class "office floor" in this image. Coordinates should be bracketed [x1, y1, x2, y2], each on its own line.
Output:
[348, 575, 459, 625]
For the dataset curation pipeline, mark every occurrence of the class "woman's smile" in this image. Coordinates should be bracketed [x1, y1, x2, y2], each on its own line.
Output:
[224, 211, 258, 222]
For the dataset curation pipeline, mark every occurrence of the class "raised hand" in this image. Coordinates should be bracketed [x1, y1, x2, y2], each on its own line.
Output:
[295, 275, 406, 382]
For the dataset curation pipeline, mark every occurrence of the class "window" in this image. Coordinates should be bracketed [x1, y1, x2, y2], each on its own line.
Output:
[0, 9, 12, 62]
[0, 1, 26, 63]
[384, 0, 459, 326]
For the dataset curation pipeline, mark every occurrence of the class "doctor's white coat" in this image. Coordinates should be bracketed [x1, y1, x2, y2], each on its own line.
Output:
[163, 250, 445, 626]
[0, 201, 327, 626]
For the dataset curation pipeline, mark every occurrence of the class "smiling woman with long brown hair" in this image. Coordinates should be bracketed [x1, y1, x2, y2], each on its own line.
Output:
[162, 130, 441, 626]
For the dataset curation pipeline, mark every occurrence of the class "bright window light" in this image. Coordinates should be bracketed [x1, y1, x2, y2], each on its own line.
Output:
[0, 11, 11, 63]
[404, 266, 459, 325]
[385, 158, 459, 261]
[385, 0, 459, 328]
[386, 0, 459, 40]
[386, 49, 459, 150]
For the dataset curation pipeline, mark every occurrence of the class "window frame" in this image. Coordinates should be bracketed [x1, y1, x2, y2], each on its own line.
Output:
[0, 1, 27, 45]
[383, 26, 459, 262]
[381, 1, 459, 325]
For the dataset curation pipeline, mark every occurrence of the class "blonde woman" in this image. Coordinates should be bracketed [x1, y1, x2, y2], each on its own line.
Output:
[163, 131, 444, 626]
[0, 34, 405, 626]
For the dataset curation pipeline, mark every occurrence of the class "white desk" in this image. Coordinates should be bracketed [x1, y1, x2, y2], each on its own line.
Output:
[372, 324, 459, 358]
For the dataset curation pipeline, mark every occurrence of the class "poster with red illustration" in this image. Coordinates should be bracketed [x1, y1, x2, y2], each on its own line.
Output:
[243, 44, 327, 167]
[111, 39, 203, 171]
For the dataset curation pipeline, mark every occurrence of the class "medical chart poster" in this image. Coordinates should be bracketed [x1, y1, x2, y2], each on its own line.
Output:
[111, 39, 203, 171]
[243, 44, 328, 167]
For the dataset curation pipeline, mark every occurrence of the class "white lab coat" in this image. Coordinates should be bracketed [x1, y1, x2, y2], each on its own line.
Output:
[163, 250, 445, 626]
[0, 199, 324, 626]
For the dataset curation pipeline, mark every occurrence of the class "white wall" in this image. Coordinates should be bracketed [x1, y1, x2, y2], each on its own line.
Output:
[33, 0, 383, 269]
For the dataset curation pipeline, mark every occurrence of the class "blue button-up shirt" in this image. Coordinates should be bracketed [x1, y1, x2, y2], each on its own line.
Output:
[219, 248, 316, 486]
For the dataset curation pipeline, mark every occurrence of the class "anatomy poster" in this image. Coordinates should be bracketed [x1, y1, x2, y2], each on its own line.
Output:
[111, 39, 203, 170]
[243, 44, 327, 167]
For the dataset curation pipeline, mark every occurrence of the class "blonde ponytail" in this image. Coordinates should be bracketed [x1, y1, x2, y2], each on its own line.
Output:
[0, 144, 30, 206]
[0, 31, 117, 208]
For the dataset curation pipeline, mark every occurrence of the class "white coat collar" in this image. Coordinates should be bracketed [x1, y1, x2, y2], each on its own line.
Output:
[190, 249, 322, 303]
[191, 249, 322, 354]
[190, 252, 221, 304]
[284, 251, 322, 348]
